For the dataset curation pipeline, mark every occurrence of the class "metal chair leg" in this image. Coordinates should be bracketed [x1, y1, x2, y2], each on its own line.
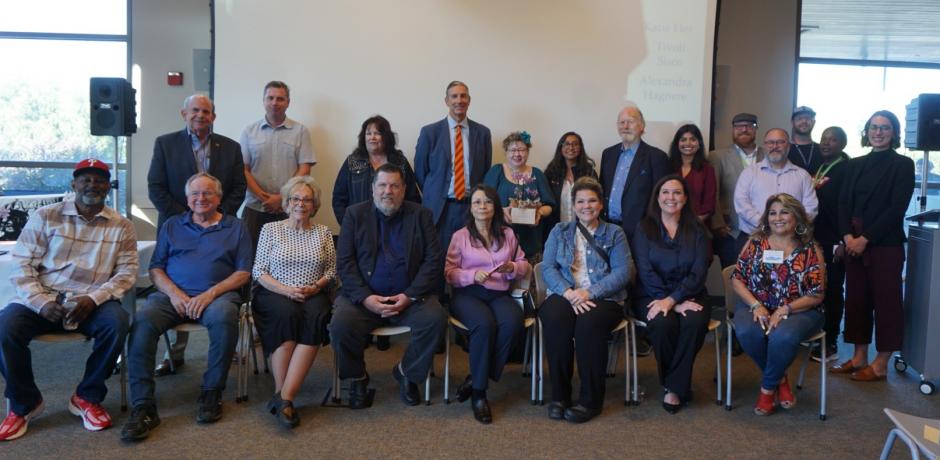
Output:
[162, 332, 176, 374]
[624, 322, 630, 405]
[714, 327, 722, 405]
[725, 321, 733, 410]
[443, 327, 451, 404]
[537, 318, 544, 405]
[530, 321, 537, 404]
[797, 340, 812, 390]
[820, 334, 827, 421]
[630, 321, 639, 405]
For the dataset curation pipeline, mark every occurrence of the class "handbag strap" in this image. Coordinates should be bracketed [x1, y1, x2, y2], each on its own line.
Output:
[576, 222, 610, 266]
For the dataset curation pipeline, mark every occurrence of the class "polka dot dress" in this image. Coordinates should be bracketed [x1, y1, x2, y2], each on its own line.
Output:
[252, 219, 336, 287]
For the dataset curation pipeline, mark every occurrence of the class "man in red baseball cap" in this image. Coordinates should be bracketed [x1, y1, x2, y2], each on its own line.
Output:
[0, 157, 137, 440]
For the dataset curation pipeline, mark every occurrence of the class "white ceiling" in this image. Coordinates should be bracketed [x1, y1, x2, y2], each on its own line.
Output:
[800, 0, 940, 64]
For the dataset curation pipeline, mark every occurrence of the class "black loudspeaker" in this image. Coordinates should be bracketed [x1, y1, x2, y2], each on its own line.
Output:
[905, 94, 940, 151]
[90, 77, 137, 136]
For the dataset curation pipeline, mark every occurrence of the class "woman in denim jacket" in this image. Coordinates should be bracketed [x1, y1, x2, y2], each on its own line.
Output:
[332, 115, 420, 225]
[538, 176, 634, 423]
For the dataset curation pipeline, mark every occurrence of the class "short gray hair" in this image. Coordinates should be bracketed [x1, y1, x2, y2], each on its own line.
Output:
[280, 176, 321, 216]
[184, 172, 223, 197]
[181, 94, 214, 112]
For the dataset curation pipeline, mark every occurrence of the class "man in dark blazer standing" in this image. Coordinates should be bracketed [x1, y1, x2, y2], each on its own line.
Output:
[329, 164, 447, 408]
[414, 81, 492, 255]
[146, 94, 247, 375]
[600, 105, 669, 243]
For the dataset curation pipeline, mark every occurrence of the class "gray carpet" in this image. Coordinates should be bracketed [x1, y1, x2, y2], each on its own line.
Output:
[1, 313, 936, 459]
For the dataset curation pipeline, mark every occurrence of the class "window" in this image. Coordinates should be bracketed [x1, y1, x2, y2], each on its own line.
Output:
[0, 0, 128, 211]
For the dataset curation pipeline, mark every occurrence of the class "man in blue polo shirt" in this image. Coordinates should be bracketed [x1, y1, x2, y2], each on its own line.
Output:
[121, 173, 252, 442]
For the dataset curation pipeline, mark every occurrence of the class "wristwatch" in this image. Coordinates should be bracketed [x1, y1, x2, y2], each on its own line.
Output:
[748, 300, 761, 312]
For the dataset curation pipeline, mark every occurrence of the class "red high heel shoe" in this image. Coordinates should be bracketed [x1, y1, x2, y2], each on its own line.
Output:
[777, 375, 796, 409]
[754, 390, 776, 416]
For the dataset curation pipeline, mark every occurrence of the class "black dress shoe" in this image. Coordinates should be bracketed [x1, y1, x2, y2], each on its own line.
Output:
[456, 375, 473, 403]
[154, 358, 184, 377]
[564, 404, 601, 423]
[196, 389, 222, 423]
[121, 404, 160, 442]
[547, 401, 569, 420]
[265, 392, 299, 428]
[348, 374, 372, 409]
[471, 396, 492, 424]
[392, 364, 420, 406]
[662, 401, 681, 414]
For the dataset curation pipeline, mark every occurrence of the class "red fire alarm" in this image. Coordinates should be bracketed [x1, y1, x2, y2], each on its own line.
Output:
[167, 72, 184, 86]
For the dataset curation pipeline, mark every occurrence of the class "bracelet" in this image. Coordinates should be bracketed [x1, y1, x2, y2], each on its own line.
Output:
[748, 300, 761, 312]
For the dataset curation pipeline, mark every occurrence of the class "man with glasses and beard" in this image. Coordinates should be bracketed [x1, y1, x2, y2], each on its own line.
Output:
[328, 164, 447, 409]
[0, 159, 137, 440]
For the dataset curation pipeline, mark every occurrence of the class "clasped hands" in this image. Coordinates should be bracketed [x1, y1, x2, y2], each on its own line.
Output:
[257, 191, 283, 214]
[565, 288, 596, 314]
[282, 284, 322, 303]
[843, 234, 868, 257]
[364, 293, 412, 318]
[751, 304, 789, 333]
[170, 290, 220, 320]
[473, 262, 515, 284]
[39, 295, 97, 325]
[646, 297, 703, 321]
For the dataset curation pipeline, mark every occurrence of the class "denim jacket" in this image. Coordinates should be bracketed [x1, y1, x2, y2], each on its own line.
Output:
[542, 220, 634, 302]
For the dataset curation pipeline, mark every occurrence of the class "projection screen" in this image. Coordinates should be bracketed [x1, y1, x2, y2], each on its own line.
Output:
[215, 0, 718, 231]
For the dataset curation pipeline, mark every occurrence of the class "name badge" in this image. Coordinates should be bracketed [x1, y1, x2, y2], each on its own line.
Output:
[763, 250, 784, 264]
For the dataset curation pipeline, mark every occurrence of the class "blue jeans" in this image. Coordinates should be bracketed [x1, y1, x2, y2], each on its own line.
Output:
[0, 301, 128, 416]
[127, 291, 240, 408]
[734, 301, 823, 390]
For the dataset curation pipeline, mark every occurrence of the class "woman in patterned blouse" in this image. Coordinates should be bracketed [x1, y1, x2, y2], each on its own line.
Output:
[730, 193, 825, 416]
[252, 176, 336, 428]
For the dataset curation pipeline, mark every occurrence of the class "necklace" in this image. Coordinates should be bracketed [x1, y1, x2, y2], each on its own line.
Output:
[813, 156, 845, 186]
[795, 143, 815, 168]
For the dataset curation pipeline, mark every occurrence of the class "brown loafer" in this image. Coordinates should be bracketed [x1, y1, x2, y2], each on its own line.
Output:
[830, 359, 860, 374]
[850, 365, 887, 382]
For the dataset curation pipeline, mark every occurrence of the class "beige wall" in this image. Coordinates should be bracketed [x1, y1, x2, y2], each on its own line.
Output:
[712, 0, 798, 149]
[130, 0, 211, 240]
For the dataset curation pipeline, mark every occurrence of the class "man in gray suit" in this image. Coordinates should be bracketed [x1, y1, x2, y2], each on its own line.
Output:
[708, 112, 765, 268]
[414, 81, 492, 256]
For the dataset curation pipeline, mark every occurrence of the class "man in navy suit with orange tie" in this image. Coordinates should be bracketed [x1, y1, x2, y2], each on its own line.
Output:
[414, 81, 492, 255]
[600, 105, 669, 243]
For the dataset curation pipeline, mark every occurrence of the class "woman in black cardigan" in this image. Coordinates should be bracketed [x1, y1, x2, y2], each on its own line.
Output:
[831, 110, 914, 382]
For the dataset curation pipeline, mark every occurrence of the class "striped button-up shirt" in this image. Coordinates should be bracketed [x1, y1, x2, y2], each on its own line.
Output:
[733, 158, 818, 235]
[8, 200, 138, 313]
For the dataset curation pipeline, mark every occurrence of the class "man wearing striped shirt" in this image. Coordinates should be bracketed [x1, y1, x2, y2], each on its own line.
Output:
[0, 159, 138, 441]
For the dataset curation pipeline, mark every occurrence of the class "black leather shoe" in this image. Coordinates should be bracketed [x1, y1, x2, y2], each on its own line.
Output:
[196, 389, 222, 423]
[662, 401, 681, 414]
[392, 364, 420, 406]
[456, 375, 473, 403]
[121, 405, 160, 442]
[564, 404, 601, 423]
[471, 396, 492, 424]
[265, 391, 299, 428]
[154, 358, 184, 377]
[348, 374, 372, 409]
[547, 401, 569, 420]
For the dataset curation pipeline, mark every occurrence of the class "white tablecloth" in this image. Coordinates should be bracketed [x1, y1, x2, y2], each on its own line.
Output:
[0, 240, 156, 308]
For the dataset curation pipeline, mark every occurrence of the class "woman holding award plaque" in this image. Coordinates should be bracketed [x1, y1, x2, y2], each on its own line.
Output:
[483, 131, 556, 261]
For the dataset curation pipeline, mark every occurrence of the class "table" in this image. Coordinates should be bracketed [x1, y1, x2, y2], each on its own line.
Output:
[0, 240, 156, 308]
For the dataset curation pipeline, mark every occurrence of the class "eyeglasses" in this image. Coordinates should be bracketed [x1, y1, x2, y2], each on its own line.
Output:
[763, 139, 788, 146]
[562, 142, 581, 148]
[507, 148, 528, 153]
[288, 197, 314, 205]
[868, 124, 893, 133]
[188, 191, 217, 198]
[733, 124, 756, 130]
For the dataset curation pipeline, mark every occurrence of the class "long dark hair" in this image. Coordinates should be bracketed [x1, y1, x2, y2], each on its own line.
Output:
[352, 115, 399, 159]
[464, 184, 508, 251]
[639, 174, 702, 244]
[544, 131, 596, 183]
[668, 124, 706, 172]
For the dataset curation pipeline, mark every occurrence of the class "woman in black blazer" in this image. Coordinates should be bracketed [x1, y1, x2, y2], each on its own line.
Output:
[631, 175, 710, 413]
[831, 110, 914, 382]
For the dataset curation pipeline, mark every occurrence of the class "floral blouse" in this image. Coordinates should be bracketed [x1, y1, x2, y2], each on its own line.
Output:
[731, 237, 824, 310]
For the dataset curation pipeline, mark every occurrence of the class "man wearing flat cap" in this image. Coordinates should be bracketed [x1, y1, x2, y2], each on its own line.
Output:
[789, 106, 823, 174]
[708, 113, 766, 268]
[0, 159, 138, 440]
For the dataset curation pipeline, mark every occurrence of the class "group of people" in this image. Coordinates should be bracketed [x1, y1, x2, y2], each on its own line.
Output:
[0, 78, 914, 441]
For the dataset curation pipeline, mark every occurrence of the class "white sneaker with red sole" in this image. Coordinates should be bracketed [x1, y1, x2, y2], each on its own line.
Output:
[0, 400, 45, 441]
[68, 394, 112, 431]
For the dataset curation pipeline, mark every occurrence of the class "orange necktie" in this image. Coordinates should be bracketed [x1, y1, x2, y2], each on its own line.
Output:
[454, 124, 466, 200]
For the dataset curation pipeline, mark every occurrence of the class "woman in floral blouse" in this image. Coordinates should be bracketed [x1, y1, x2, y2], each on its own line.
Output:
[730, 193, 825, 416]
[483, 131, 556, 261]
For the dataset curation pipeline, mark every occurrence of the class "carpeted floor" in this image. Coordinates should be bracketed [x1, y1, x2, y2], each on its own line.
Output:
[1, 306, 936, 459]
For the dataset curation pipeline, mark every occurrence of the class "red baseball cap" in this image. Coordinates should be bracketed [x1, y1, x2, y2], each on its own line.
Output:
[74, 158, 111, 179]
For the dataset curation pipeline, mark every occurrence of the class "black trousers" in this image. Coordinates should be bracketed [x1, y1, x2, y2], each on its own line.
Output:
[450, 285, 523, 391]
[821, 246, 846, 344]
[328, 294, 447, 384]
[632, 297, 711, 399]
[538, 295, 622, 409]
